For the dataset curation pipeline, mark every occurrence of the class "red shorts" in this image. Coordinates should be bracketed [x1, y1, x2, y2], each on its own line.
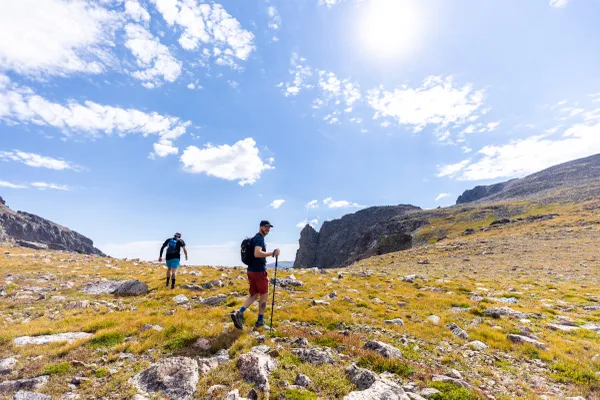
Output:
[247, 271, 269, 295]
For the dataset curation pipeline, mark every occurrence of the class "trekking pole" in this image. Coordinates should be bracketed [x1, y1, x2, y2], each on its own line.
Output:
[269, 256, 278, 331]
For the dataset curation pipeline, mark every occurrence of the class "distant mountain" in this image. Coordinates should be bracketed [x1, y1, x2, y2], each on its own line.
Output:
[266, 260, 294, 269]
[294, 205, 425, 269]
[457, 154, 600, 205]
[0, 196, 105, 256]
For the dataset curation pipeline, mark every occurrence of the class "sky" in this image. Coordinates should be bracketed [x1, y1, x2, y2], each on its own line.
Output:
[1, 0, 600, 266]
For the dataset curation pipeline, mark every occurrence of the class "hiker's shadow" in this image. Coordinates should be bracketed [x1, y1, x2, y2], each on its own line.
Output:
[174, 328, 243, 358]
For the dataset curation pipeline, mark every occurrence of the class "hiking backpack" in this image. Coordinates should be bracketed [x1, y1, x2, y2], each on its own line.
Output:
[166, 238, 179, 255]
[240, 237, 254, 266]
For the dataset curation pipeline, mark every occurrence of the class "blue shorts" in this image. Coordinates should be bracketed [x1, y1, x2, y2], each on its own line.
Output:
[166, 259, 180, 269]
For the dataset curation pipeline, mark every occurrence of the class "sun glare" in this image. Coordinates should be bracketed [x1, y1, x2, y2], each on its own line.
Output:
[358, 0, 423, 60]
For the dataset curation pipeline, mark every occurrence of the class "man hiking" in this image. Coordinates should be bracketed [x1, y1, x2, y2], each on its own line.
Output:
[231, 220, 280, 330]
[159, 232, 188, 289]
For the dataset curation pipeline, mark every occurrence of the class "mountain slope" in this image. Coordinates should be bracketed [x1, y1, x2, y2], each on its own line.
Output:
[0, 196, 105, 256]
[456, 153, 600, 204]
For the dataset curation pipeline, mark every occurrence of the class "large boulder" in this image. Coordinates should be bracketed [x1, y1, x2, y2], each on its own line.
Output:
[364, 341, 402, 359]
[0, 376, 49, 393]
[81, 280, 147, 296]
[344, 364, 410, 400]
[131, 357, 199, 400]
[14, 332, 92, 346]
[291, 348, 334, 365]
[237, 349, 277, 392]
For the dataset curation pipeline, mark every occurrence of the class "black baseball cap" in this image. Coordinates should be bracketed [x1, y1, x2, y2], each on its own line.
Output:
[260, 220, 274, 227]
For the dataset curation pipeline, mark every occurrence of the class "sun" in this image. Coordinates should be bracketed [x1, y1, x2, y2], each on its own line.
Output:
[357, 0, 423, 60]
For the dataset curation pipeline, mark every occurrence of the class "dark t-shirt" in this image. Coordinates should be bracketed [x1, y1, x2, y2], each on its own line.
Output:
[161, 238, 186, 260]
[248, 233, 267, 272]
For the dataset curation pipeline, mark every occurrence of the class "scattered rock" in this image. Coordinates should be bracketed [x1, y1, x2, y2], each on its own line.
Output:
[295, 374, 312, 388]
[385, 318, 404, 326]
[488, 297, 519, 304]
[420, 388, 441, 398]
[547, 324, 579, 332]
[291, 337, 309, 348]
[364, 341, 402, 359]
[292, 348, 334, 365]
[237, 349, 277, 392]
[13, 392, 51, 400]
[131, 357, 199, 400]
[81, 280, 147, 296]
[584, 305, 600, 311]
[484, 307, 527, 319]
[427, 315, 441, 325]
[0, 357, 17, 375]
[201, 294, 227, 305]
[193, 338, 212, 351]
[172, 294, 189, 305]
[507, 334, 547, 350]
[14, 332, 92, 346]
[271, 278, 304, 287]
[431, 375, 473, 390]
[0, 376, 49, 393]
[312, 300, 330, 306]
[344, 364, 410, 400]
[140, 324, 163, 333]
[65, 300, 89, 310]
[446, 323, 468, 339]
[581, 323, 600, 332]
[197, 349, 230, 375]
[466, 341, 488, 351]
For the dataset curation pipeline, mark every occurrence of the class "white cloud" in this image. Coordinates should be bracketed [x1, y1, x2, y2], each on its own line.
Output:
[296, 218, 319, 229]
[306, 200, 319, 209]
[549, 0, 570, 8]
[438, 119, 600, 181]
[187, 83, 196, 89]
[461, 146, 472, 154]
[435, 193, 450, 201]
[323, 197, 361, 208]
[0, 150, 82, 171]
[487, 121, 500, 131]
[152, 0, 255, 68]
[31, 182, 70, 191]
[319, 0, 345, 7]
[267, 6, 281, 30]
[0, 76, 190, 157]
[180, 138, 274, 186]
[436, 159, 470, 178]
[0, 180, 28, 189]
[125, 0, 151, 22]
[124, 24, 182, 87]
[367, 76, 485, 133]
[0, 0, 121, 77]
[270, 199, 285, 209]
[279, 52, 313, 97]
[228, 80, 239, 89]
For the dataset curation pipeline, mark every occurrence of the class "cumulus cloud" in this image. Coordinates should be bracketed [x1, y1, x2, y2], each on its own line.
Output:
[0, 150, 82, 171]
[125, 0, 151, 22]
[124, 24, 182, 87]
[31, 182, 70, 191]
[367, 76, 485, 133]
[0, 0, 121, 77]
[323, 197, 361, 208]
[436, 159, 470, 178]
[296, 218, 319, 228]
[278, 53, 313, 97]
[306, 200, 319, 209]
[180, 138, 274, 186]
[152, 0, 255, 68]
[435, 193, 450, 201]
[0, 180, 28, 189]
[319, 0, 346, 7]
[0, 75, 190, 157]
[549, 0, 570, 8]
[270, 199, 285, 209]
[267, 6, 281, 30]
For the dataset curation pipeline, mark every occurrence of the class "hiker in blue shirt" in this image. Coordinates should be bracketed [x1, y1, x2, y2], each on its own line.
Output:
[159, 232, 188, 289]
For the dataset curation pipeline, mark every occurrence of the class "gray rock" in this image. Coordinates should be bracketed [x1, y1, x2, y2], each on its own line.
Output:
[431, 375, 473, 390]
[466, 341, 488, 351]
[584, 305, 600, 311]
[13, 392, 51, 400]
[446, 323, 469, 339]
[312, 300, 330, 306]
[225, 390, 249, 400]
[547, 324, 579, 332]
[427, 315, 441, 325]
[131, 357, 199, 400]
[488, 297, 519, 304]
[420, 388, 441, 398]
[385, 318, 404, 326]
[237, 349, 277, 392]
[65, 300, 89, 310]
[0, 357, 17, 375]
[172, 294, 189, 304]
[344, 365, 410, 400]
[197, 349, 229, 375]
[507, 334, 547, 350]
[271, 278, 304, 287]
[0, 376, 49, 393]
[112, 280, 149, 296]
[14, 332, 92, 346]
[201, 294, 227, 305]
[346, 364, 378, 390]
[364, 341, 402, 359]
[581, 324, 600, 332]
[140, 324, 163, 332]
[81, 280, 147, 296]
[291, 337, 309, 348]
[295, 374, 312, 388]
[292, 348, 334, 365]
[407, 393, 427, 400]
[484, 307, 527, 319]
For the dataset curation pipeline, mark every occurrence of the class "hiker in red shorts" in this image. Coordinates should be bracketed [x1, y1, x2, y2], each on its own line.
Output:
[231, 220, 280, 330]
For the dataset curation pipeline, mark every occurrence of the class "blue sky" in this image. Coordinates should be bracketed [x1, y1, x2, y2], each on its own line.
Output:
[1, 0, 600, 265]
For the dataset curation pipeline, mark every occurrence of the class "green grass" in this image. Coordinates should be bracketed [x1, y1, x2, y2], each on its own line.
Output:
[84, 319, 119, 333]
[89, 332, 125, 348]
[95, 368, 109, 378]
[357, 353, 414, 377]
[276, 389, 318, 400]
[312, 336, 341, 349]
[551, 362, 599, 386]
[43, 362, 72, 375]
[428, 381, 480, 400]
[163, 326, 199, 352]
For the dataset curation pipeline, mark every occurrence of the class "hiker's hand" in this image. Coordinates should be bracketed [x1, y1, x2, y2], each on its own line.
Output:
[273, 248, 280, 257]
[185, 256, 188, 261]
[158, 257, 163, 262]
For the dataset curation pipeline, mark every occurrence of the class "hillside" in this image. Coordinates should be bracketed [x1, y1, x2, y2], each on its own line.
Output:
[0, 196, 105, 256]
[0, 195, 599, 399]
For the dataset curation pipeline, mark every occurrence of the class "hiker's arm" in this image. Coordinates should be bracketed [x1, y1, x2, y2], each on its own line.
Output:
[183, 247, 188, 260]
[159, 241, 167, 261]
[254, 247, 280, 258]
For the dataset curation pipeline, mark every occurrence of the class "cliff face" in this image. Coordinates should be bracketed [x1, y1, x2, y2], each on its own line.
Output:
[0, 196, 105, 256]
[294, 205, 426, 269]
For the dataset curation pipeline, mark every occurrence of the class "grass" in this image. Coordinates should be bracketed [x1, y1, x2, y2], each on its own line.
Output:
[89, 332, 125, 349]
[428, 381, 480, 400]
[43, 362, 72, 375]
[357, 353, 414, 377]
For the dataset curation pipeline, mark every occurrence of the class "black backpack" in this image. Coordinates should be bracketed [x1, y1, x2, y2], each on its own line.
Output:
[241, 237, 254, 265]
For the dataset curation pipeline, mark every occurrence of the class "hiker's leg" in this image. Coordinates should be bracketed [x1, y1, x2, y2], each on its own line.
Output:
[242, 293, 258, 309]
[258, 292, 268, 316]
[166, 267, 171, 286]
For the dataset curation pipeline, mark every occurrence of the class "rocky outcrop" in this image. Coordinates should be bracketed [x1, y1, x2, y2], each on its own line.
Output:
[131, 357, 199, 400]
[294, 205, 425, 269]
[0, 197, 105, 256]
[456, 153, 600, 205]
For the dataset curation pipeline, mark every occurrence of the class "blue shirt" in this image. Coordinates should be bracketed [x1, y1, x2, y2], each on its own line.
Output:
[248, 233, 267, 272]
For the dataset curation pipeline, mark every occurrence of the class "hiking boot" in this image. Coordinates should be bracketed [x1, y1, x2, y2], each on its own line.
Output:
[253, 320, 270, 331]
[231, 311, 244, 330]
